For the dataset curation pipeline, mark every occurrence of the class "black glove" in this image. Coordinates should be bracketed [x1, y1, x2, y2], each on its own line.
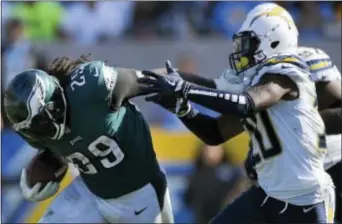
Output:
[138, 60, 192, 99]
[244, 149, 258, 181]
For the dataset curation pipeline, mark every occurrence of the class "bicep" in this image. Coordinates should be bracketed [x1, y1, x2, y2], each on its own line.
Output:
[109, 68, 141, 109]
[246, 74, 297, 111]
[316, 81, 342, 110]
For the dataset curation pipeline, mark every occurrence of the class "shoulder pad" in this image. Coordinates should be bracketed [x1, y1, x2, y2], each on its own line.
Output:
[297, 47, 341, 82]
[261, 54, 309, 70]
[297, 47, 330, 61]
[251, 54, 311, 86]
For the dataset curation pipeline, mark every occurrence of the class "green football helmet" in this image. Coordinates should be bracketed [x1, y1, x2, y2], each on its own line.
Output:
[4, 69, 67, 140]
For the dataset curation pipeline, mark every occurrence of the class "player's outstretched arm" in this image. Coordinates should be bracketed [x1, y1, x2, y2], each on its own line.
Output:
[141, 71, 296, 117]
[185, 74, 296, 116]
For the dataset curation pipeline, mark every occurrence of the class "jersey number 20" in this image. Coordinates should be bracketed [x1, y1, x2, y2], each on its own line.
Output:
[244, 111, 282, 166]
[66, 135, 124, 174]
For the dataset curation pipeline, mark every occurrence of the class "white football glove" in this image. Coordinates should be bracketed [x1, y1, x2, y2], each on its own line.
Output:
[20, 169, 60, 202]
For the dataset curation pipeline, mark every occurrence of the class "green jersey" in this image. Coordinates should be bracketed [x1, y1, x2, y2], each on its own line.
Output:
[43, 61, 160, 199]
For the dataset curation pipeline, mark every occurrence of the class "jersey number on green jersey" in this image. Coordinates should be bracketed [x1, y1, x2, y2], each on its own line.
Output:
[66, 135, 124, 174]
[70, 67, 86, 91]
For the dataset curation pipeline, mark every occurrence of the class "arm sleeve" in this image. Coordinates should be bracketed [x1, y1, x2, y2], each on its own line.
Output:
[184, 83, 256, 117]
[178, 69, 244, 94]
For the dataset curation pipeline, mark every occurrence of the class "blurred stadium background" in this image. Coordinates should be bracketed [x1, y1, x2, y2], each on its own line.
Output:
[1, 1, 341, 223]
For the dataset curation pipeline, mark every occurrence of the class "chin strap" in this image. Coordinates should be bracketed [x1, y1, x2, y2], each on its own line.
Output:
[51, 123, 66, 140]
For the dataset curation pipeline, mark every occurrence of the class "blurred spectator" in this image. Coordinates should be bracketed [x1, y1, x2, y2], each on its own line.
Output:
[184, 144, 244, 224]
[186, 2, 218, 36]
[322, 2, 342, 39]
[60, 2, 134, 45]
[2, 18, 48, 89]
[2, 18, 48, 128]
[211, 2, 258, 38]
[337, 2, 342, 20]
[1, 1, 13, 27]
[2, 18, 32, 89]
[295, 2, 324, 39]
[177, 53, 197, 73]
[11, 1, 65, 42]
[127, 2, 175, 39]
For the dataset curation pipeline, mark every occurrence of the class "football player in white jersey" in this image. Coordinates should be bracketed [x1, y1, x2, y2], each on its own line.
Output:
[237, 3, 341, 222]
[244, 45, 341, 222]
[138, 3, 337, 223]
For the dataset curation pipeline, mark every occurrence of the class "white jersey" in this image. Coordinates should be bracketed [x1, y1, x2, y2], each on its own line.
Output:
[243, 54, 333, 205]
[297, 46, 342, 169]
[215, 47, 342, 170]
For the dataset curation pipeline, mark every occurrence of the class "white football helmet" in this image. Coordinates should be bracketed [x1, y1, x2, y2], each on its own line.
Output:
[229, 3, 299, 77]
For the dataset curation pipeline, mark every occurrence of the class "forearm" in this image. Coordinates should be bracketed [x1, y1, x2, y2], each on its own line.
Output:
[320, 107, 342, 134]
[184, 83, 255, 117]
[180, 108, 225, 146]
[178, 71, 217, 88]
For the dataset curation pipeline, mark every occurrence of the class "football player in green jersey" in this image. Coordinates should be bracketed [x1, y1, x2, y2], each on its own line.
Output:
[3, 54, 175, 223]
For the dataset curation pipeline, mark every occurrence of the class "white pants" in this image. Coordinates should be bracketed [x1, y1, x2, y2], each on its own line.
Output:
[39, 176, 174, 223]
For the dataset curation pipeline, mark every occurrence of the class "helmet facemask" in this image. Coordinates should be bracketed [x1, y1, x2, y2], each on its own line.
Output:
[229, 31, 266, 75]
[40, 80, 67, 140]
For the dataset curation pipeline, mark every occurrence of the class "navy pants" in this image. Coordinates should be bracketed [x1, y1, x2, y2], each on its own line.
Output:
[210, 185, 330, 224]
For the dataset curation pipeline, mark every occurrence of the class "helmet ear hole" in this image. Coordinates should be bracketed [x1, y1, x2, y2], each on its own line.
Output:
[270, 41, 279, 49]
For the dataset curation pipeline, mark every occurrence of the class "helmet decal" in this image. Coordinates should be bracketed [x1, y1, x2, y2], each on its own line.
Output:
[13, 74, 46, 131]
[249, 6, 294, 29]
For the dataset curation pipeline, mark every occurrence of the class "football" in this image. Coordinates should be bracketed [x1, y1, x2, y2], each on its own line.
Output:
[26, 150, 68, 187]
